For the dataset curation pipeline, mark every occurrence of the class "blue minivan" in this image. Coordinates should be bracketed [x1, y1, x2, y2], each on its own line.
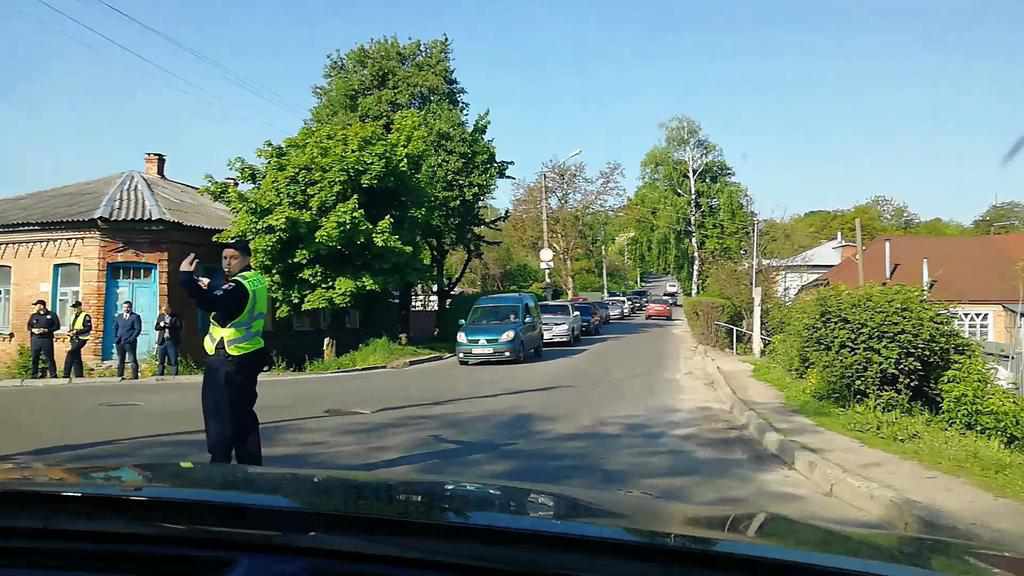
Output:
[456, 293, 543, 365]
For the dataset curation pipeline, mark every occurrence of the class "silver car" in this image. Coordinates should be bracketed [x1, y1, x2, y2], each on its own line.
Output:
[539, 301, 581, 344]
[605, 299, 625, 320]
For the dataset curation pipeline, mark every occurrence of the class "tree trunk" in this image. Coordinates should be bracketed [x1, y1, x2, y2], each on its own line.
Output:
[688, 172, 701, 297]
[398, 283, 412, 337]
[565, 257, 575, 297]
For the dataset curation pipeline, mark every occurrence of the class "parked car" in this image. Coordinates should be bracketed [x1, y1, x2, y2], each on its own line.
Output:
[664, 281, 679, 295]
[628, 289, 650, 306]
[606, 291, 624, 298]
[606, 296, 632, 315]
[539, 301, 581, 345]
[592, 301, 611, 324]
[665, 293, 679, 306]
[626, 295, 644, 313]
[645, 297, 673, 320]
[456, 293, 543, 365]
[605, 299, 625, 320]
[574, 303, 602, 336]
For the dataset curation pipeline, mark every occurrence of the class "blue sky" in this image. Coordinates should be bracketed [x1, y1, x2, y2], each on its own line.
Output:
[1, 0, 1021, 221]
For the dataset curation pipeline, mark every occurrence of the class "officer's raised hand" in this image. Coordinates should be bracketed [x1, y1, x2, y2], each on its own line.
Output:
[179, 253, 198, 272]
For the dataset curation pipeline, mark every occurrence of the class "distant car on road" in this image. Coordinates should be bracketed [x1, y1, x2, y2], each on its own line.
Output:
[629, 289, 650, 306]
[592, 301, 611, 324]
[606, 296, 631, 315]
[664, 281, 679, 295]
[626, 295, 644, 313]
[456, 293, 543, 365]
[574, 303, 602, 336]
[645, 297, 673, 320]
[606, 291, 624, 298]
[605, 299, 625, 320]
[539, 301, 581, 345]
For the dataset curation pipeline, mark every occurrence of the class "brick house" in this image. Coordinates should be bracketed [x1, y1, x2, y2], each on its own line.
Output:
[0, 153, 232, 368]
[809, 234, 1024, 346]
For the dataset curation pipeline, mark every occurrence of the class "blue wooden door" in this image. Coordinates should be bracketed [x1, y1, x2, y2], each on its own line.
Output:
[103, 263, 158, 360]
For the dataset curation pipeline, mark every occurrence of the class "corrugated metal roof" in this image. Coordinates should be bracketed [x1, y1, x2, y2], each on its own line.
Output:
[765, 235, 855, 268]
[0, 171, 231, 230]
[817, 234, 1024, 303]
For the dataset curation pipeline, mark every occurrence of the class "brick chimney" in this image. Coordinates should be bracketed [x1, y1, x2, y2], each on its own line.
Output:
[144, 152, 166, 178]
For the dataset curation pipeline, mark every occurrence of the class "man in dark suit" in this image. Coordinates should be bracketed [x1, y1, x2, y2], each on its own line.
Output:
[155, 304, 182, 376]
[114, 300, 141, 380]
[27, 299, 60, 379]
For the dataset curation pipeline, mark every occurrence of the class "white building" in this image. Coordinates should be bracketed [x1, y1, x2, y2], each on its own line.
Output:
[765, 232, 856, 301]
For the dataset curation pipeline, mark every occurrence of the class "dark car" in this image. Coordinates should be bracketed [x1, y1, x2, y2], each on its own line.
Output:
[574, 302, 602, 336]
[626, 295, 643, 312]
[592, 301, 611, 324]
[629, 289, 650, 306]
[456, 293, 543, 364]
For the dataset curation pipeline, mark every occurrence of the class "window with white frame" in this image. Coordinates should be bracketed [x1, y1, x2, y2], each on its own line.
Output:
[53, 263, 80, 330]
[952, 310, 991, 342]
[0, 266, 10, 332]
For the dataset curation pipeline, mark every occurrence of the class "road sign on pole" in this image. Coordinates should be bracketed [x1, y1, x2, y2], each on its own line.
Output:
[539, 248, 554, 263]
[540, 261, 554, 270]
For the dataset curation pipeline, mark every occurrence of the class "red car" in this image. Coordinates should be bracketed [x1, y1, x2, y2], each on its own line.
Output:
[645, 297, 673, 320]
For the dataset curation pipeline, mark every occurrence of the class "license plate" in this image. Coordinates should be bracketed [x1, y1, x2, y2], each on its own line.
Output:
[471, 347, 493, 354]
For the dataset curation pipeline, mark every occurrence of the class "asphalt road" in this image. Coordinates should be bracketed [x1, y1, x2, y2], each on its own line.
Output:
[0, 310, 875, 529]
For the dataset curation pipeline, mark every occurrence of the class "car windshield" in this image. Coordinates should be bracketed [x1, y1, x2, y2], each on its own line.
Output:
[4, 5, 1019, 573]
[466, 304, 520, 324]
[540, 304, 571, 316]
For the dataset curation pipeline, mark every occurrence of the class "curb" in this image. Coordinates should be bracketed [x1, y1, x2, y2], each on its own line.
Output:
[386, 353, 454, 369]
[695, 345, 973, 541]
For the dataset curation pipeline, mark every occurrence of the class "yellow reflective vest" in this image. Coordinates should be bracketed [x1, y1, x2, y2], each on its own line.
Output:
[72, 312, 90, 340]
[203, 271, 267, 356]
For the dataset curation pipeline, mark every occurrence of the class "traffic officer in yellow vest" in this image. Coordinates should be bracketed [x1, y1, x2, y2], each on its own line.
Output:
[62, 300, 92, 378]
[179, 240, 268, 465]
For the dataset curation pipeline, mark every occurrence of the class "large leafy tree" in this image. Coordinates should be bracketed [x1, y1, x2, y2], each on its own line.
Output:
[207, 36, 508, 318]
[507, 161, 626, 296]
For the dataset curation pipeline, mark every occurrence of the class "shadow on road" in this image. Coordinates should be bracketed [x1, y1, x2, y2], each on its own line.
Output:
[0, 385, 572, 463]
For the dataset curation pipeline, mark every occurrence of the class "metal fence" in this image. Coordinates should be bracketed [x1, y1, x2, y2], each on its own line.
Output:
[713, 321, 771, 355]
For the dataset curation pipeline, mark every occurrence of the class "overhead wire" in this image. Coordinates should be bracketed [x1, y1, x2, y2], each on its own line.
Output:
[93, 0, 300, 115]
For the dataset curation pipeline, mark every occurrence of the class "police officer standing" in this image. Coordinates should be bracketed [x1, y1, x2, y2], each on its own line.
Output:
[63, 300, 92, 379]
[179, 240, 268, 465]
[28, 299, 60, 379]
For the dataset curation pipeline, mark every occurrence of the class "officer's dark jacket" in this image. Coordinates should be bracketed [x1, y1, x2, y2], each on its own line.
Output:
[28, 311, 60, 339]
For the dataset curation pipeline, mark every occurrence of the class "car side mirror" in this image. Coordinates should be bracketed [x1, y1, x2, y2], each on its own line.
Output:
[524, 315, 534, 324]
[458, 319, 466, 326]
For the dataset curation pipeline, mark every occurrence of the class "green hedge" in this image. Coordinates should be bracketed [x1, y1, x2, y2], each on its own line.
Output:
[682, 296, 740, 348]
[769, 284, 970, 409]
[939, 355, 1024, 449]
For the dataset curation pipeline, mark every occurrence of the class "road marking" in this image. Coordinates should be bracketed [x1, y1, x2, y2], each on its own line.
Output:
[97, 401, 144, 407]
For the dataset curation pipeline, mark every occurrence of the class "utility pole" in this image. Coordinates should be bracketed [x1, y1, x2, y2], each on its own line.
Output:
[541, 172, 551, 300]
[855, 218, 864, 287]
[751, 218, 763, 358]
[601, 229, 609, 299]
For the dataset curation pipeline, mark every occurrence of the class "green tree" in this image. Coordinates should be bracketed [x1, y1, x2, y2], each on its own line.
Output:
[971, 201, 1024, 235]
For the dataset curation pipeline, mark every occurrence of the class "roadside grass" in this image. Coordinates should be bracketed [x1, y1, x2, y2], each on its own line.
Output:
[751, 360, 1024, 502]
[306, 337, 443, 373]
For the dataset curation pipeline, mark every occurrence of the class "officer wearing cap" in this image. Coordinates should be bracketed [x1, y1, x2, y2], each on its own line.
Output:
[62, 300, 92, 379]
[179, 240, 268, 465]
[27, 299, 60, 379]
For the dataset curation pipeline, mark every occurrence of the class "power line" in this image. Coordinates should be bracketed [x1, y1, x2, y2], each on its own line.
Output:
[94, 0, 299, 115]
[34, 0, 205, 95]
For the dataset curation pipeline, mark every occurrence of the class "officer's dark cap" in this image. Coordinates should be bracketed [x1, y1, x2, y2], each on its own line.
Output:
[223, 239, 252, 257]
[32, 299, 46, 306]
[70, 301, 82, 309]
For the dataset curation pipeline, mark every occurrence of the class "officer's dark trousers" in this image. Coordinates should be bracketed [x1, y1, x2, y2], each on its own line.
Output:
[202, 350, 263, 465]
[63, 338, 86, 378]
[30, 337, 57, 378]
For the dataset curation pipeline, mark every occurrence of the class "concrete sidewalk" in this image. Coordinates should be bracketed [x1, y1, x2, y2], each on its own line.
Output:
[0, 354, 453, 388]
[701, 346, 1024, 551]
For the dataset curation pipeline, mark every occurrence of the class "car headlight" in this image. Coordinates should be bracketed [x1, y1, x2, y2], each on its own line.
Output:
[456, 332, 468, 344]
[498, 330, 516, 343]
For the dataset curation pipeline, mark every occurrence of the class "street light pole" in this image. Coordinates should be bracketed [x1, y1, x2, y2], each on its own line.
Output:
[601, 229, 608, 298]
[538, 149, 582, 301]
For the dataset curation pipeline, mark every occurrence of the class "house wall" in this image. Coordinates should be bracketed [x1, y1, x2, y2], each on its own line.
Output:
[774, 266, 832, 302]
[0, 226, 222, 373]
[946, 303, 1014, 345]
[0, 230, 103, 367]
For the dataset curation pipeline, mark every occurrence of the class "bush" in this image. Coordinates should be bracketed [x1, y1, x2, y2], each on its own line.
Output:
[0, 345, 33, 379]
[682, 296, 740, 348]
[939, 355, 1024, 449]
[307, 337, 435, 372]
[769, 284, 971, 409]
